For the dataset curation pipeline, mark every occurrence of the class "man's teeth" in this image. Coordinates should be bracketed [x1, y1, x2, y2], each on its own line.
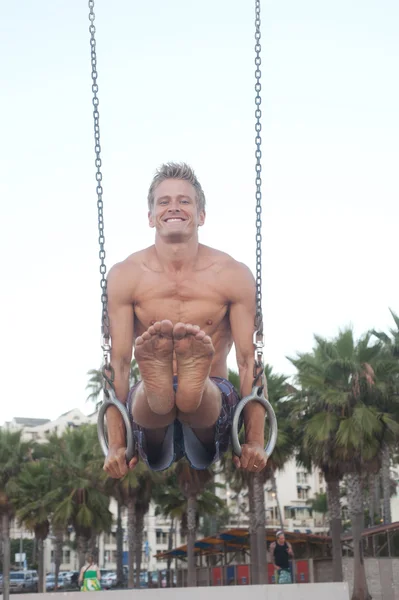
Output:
[167, 218, 183, 222]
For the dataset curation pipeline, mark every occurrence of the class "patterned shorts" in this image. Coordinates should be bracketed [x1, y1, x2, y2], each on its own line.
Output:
[126, 376, 242, 471]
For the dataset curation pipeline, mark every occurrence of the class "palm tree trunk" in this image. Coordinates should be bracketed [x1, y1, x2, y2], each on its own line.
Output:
[127, 497, 136, 588]
[250, 473, 267, 585]
[367, 473, 376, 527]
[347, 472, 371, 600]
[374, 472, 382, 521]
[37, 538, 45, 593]
[248, 476, 257, 585]
[381, 443, 392, 524]
[166, 518, 174, 587]
[89, 532, 98, 558]
[76, 535, 87, 569]
[325, 475, 343, 581]
[53, 524, 64, 591]
[1, 512, 10, 600]
[134, 507, 144, 589]
[254, 473, 267, 584]
[116, 501, 124, 587]
[270, 470, 284, 530]
[186, 494, 197, 587]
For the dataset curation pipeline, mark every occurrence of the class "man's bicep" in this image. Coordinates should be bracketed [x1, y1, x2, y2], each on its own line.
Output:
[228, 264, 256, 368]
[107, 264, 134, 366]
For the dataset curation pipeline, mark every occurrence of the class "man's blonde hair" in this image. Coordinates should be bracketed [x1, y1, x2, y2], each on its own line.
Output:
[147, 162, 206, 213]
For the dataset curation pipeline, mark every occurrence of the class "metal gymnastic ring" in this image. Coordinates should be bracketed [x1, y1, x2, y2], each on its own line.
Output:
[97, 389, 135, 463]
[231, 386, 278, 458]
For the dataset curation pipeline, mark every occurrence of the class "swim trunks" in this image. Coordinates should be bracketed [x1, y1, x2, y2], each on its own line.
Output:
[126, 376, 242, 471]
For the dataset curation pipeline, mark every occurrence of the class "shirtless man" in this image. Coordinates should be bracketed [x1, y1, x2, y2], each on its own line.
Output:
[103, 163, 267, 477]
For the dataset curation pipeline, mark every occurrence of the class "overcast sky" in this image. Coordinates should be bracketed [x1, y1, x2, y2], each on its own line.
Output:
[1, 0, 398, 424]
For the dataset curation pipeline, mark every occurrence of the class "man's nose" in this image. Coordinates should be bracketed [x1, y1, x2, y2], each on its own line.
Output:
[167, 204, 181, 212]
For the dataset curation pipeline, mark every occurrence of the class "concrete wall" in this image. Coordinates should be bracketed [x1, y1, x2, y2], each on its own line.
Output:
[11, 583, 350, 600]
[313, 558, 399, 600]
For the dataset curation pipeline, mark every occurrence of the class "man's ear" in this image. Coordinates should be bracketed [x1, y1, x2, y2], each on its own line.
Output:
[198, 209, 206, 227]
[148, 210, 155, 228]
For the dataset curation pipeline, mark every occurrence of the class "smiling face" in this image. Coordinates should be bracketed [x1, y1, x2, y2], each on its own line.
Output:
[148, 178, 205, 241]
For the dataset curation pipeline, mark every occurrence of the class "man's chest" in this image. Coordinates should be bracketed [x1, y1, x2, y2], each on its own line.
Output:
[133, 272, 228, 330]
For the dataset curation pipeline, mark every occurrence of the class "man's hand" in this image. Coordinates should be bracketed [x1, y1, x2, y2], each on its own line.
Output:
[103, 446, 138, 478]
[233, 441, 268, 472]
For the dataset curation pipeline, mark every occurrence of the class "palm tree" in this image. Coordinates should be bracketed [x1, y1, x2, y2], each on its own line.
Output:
[32, 435, 67, 589]
[371, 308, 399, 524]
[0, 429, 30, 600]
[307, 492, 328, 528]
[103, 478, 126, 588]
[10, 460, 52, 592]
[86, 359, 140, 410]
[224, 366, 296, 584]
[289, 328, 399, 600]
[174, 461, 214, 587]
[46, 425, 113, 568]
[153, 469, 227, 584]
[116, 463, 158, 589]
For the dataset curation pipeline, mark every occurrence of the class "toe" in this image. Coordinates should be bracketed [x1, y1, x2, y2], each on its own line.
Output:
[160, 320, 174, 337]
[173, 322, 187, 340]
[194, 330, 206, 340]
[188, 324, 200, 335]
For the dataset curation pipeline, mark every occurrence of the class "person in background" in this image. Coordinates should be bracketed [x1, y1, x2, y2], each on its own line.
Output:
[269, 531, 294, 584]
[78, 554, 101, 592]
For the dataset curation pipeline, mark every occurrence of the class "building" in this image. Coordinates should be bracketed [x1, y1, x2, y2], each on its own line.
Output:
[220, 459, 327, 535]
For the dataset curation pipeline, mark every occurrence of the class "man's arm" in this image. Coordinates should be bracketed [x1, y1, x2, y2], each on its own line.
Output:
[287, 542, 294, 556]
[103, 261, 137, 477]
[269, 542, 278, 568]
[228, 262, 267, 471]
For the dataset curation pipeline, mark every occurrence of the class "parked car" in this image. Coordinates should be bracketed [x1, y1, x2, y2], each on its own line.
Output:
[100, 571, 117, 589]
[62, 571, 80, 588]
[8, 571, 37, 593]
[46, 574, 65, 591]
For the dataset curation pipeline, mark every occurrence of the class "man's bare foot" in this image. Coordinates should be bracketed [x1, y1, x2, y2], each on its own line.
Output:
[134, 320, 175, 415]
[173, 323, 215, 412]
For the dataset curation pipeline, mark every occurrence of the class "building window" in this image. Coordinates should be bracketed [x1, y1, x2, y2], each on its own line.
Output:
[104, 532, 116, 544]
[156, 531, 168, 545]
[284, 507, 296, 520]
[297, 487, 309, 500]
[319, 472, 324, 485]
[296, 472, 308, 484]
[63, 550, 71, 564]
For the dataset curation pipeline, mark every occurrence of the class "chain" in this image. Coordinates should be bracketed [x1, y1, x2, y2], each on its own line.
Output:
[254, 0, 264, 386]
[88, 0, 114, 387]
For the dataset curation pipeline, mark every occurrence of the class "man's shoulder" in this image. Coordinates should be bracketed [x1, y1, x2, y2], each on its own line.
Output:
[107, 247, 154, 294]
[200, 245, 254, 278]
[109, 247, 152, 277]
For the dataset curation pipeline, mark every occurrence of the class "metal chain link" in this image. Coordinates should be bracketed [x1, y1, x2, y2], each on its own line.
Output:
[254, 0, 264, 385]
[88, 0, 114, 387]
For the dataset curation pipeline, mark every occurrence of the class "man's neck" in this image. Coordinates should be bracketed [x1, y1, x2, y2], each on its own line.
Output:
[154, 235, 200, 272]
